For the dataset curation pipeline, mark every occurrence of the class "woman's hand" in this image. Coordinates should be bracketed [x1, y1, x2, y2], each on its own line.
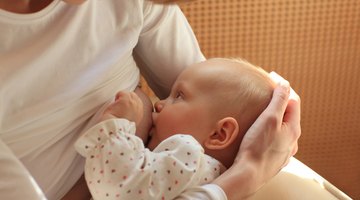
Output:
[238, 72, 301, 174]
[213, 72, 301, 200]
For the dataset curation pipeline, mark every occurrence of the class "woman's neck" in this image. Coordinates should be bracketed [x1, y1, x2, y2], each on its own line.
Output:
[0, 0, 53, 13]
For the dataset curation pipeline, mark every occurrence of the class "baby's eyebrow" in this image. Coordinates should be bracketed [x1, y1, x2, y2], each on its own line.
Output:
[171, 82, 186, 95]
[172, 81, 183, 91]
[177, 81, 189, 90]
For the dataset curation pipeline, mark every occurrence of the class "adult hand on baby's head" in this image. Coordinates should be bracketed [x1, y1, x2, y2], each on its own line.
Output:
[101, 91, 144, 125]
[213, 72, 301, 200]
[262, 72, 301, 166]
[238, 72, 300, 167]
[242, 72, 300, 189]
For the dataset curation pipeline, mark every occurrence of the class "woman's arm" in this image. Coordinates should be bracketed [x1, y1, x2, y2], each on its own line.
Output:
[134, 2, 205, 99]
[0, 139, 46, 200]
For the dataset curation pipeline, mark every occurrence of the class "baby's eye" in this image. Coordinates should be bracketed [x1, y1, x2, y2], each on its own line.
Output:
[174, 91, 184, 100]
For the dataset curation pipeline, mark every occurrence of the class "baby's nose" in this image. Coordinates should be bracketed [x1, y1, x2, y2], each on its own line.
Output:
[154, 100, 164, 113]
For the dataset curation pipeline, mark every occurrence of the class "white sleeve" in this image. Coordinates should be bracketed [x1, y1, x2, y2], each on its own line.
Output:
[175, 184, 228, 200]
[0, 139, 46, 200]
[74, 119, 144, 200]
[75, 120, 221, 200]
[134, 1, 205, 98]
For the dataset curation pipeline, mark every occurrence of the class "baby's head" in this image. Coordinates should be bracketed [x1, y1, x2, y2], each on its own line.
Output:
[148, 58, 275, 168]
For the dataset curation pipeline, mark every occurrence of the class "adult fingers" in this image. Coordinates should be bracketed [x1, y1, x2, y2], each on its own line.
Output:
[285, 88, 301, 123]
[292, 142, 299, 156]
[283, 88, 302, 140]
[265, 72, 291, 123]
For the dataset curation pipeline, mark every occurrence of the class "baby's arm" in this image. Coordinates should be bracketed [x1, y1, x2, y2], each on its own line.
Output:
[75, 120, 220, 200]
[74, 119, 144, 200]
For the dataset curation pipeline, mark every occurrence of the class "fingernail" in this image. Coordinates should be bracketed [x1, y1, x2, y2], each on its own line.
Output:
[279, 80, 290, 93]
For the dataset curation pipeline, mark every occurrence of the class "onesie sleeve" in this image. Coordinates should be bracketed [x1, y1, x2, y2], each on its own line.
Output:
[74, 119, 146, 200]
[134, 2, 205, 99]
[175, 184, 228, 200]
[75, 122, 221, 200]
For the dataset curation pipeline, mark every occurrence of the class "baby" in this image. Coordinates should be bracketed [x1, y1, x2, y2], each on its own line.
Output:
[75, 58, 275, 200]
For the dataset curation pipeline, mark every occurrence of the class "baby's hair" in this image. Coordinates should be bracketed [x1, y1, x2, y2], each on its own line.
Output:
[207, 57, 275, 135]
[224, 57, 272, 82]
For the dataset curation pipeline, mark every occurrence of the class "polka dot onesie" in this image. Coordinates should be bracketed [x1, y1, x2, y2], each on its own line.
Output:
[75, 119, 223, 200]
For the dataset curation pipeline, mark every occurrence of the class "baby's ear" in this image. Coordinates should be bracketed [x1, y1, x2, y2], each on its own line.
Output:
[204, 117, 239, 150]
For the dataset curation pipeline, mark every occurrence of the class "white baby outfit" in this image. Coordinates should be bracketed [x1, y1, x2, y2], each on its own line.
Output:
[75, 119, 224, 200]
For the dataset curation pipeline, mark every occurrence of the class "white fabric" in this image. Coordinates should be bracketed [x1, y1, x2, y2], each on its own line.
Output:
[176, 184, 228, 200]
[0, 139, 46, 200]
[75, 119, 223, 200]
[0, 0, 206, 199]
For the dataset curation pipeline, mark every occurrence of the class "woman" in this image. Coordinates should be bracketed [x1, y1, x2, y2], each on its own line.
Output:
[0, 0, 300, 199]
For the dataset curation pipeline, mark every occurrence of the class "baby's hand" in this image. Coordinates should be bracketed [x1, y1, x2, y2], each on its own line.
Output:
[101, 91, 144, 125]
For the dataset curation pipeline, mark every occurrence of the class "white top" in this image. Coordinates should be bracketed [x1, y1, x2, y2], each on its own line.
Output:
[0, 0, 210, 199]
[75, 119, 224, 200]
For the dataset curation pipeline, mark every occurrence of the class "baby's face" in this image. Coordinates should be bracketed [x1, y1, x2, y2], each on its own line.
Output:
[147, 61, 230, 150]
